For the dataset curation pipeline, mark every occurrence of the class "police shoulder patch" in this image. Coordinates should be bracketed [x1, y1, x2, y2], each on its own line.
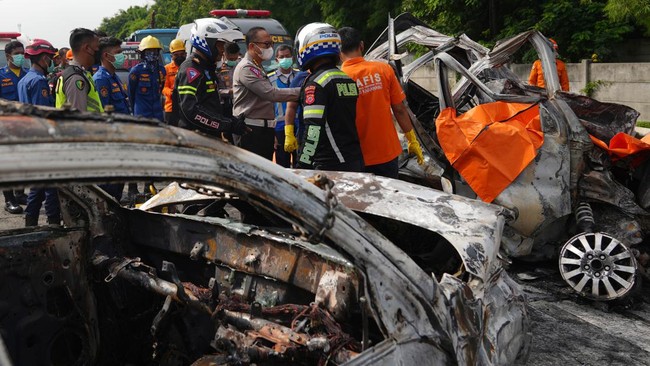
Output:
[41, 88, 48, 97]
[100, 87, 109, 97]
[187, 68, 200, 83]
[75, 79, 85, 90]
[249, 66, 262, 78]
[304, 85, 316, 105]
[129, 73, 137, 81]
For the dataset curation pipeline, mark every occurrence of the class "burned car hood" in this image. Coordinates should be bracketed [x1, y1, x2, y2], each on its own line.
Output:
[0, 100, 530, 365]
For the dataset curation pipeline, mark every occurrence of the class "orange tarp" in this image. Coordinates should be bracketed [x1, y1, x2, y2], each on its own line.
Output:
[590, 132, 650, 165]
[436, 102, 544, 203]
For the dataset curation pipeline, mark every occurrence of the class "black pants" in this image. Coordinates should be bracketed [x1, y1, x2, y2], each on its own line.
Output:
[164, 111, 178, 126]
[365, 157, 399, 178]
[25, 188, 60, 221]
[3, 190, 16, 204]
[274, 129, 297, 168]
[240, 126, 275, 161]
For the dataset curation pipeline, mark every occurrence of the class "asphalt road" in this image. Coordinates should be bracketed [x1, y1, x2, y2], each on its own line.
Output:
[512, 262, 650, 366]
[1, 199, 649, 365]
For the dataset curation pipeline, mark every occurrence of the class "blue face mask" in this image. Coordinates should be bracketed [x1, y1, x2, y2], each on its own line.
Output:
[11, 54, 25, 68]
[278, 57, 293, 69]
[226, 60, 238, 67]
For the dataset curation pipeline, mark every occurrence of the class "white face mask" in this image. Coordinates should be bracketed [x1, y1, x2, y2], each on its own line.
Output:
[256, 44, 274, 61]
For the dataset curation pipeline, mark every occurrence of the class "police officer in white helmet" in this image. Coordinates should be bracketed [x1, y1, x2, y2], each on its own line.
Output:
[173, 18, 247, 137]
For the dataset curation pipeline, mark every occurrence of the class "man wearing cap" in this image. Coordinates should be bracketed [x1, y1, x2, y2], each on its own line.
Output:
[232, 27, 300, 160]
[17, 39, 61, 226]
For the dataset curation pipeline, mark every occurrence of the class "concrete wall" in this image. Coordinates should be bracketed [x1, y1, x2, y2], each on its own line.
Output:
[413, 62, 650, 121]
[511, 62, 650, 120]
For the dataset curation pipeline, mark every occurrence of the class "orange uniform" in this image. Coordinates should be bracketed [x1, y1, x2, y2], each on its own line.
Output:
[528, 59, 570, 91]
[162, 61, 179, 112]
[341, 57, 405, 166]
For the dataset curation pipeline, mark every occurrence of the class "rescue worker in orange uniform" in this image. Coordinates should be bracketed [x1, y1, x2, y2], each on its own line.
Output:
[528, 38, 570, 92]
[339, 27, 424, 178]
[162, 39, 186, 125]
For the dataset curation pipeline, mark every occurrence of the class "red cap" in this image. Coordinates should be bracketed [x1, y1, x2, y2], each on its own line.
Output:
[549, 38, 558, 50]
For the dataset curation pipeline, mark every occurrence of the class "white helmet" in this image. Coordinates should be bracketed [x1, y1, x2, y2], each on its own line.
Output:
[191, 18, 244, 59]
[295, 22, 341, 70]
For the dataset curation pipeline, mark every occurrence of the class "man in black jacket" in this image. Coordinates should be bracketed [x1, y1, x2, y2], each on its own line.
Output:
[173, 18, 247, 137]
[294, 23, 364, 172]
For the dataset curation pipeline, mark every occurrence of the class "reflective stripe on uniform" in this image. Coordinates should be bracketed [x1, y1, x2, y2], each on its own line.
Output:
[178, 85, 197, 96]
[324, 121, 345, 163]
[303, 105, 325, 119]
[86, 74, 104, 112]
[315, 70, 349, 88]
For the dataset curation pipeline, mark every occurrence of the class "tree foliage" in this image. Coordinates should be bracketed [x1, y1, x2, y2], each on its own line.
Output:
[98, 6, 150, 40]
[402, 0, 636, 62]
[97, 0, 641, 61]
[603, 0, 650, 35]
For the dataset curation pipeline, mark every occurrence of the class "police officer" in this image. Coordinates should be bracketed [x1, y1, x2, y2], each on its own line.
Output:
[55, 28, 103, 112]
[232, 27, 300, 160]
[268, 45, 300, 167]
[293, 23, 364, 172]
[18, 39, 61, 226]
[0, 40, 27, 214]
[162, 39, 186, 125]
[129, 36, 165, 121]
[173, 18, 247, 137]
[93, 37, 130, 115]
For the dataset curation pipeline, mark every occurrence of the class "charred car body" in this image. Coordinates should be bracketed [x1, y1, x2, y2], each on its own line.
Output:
[0, 100, 529, 365]
[365, 13, 649, 301]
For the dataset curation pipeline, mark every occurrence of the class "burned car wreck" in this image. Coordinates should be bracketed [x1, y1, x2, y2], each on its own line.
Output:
[0, 100, 529, 365]
[365, 13, 650, 302]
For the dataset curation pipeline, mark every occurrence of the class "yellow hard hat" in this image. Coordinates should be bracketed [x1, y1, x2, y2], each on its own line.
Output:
[139, 35, 163, 51]
[169, 39, 185, 53]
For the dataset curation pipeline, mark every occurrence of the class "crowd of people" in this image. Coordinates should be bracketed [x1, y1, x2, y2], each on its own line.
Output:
[0, 19, 428, 225]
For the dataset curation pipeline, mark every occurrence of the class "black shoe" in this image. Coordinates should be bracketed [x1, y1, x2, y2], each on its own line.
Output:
[47, 216, 61, 226]
[4, 201, 23, 214]
[14, 193, 27, 205]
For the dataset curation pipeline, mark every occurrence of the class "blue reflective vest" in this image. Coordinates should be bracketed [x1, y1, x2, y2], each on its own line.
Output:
[0, 66, 27, 101]
[17, 68, 54, 106]
[268, 69, 299, 132]
[94, 66, 131, 114]
[128, 62, 165, 121]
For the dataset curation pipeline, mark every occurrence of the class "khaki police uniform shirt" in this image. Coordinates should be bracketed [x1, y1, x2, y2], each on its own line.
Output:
[232, 52, 300, 120]
[63, 60, 95, 111]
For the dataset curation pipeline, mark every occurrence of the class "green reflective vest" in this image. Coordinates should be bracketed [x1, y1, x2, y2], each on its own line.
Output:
[55, 66, 104, 112]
